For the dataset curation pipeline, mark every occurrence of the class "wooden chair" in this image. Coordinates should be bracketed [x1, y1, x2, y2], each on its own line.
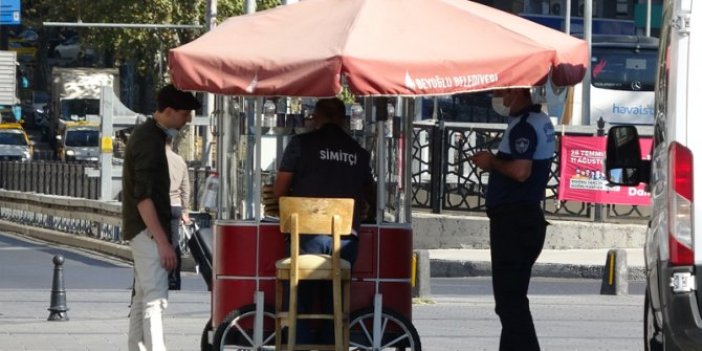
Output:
[275, 197, 354, 351]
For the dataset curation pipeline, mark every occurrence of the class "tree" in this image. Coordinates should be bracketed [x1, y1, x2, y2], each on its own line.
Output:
[22, 0, 280, 111]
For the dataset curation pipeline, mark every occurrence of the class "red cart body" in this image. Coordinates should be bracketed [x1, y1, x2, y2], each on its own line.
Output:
[212, 222, 413, 327]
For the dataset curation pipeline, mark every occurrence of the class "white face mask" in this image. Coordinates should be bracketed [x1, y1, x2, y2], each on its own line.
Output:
[165, 128, 179, 138]
[491, 96, 511, 117]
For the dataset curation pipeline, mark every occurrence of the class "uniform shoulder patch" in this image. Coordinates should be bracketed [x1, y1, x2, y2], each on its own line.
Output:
[514, 138, 530, 154]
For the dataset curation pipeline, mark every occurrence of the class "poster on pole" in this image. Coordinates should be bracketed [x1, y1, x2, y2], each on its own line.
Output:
[0, 0, 21, 25]
[558, 135, 652, 206]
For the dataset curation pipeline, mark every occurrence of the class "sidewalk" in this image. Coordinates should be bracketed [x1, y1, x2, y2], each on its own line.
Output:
[0, 287, 210, 351]
[429, 248, 645, 280]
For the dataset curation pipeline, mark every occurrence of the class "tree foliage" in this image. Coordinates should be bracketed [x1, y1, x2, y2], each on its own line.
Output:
[22, 0, 281, 78]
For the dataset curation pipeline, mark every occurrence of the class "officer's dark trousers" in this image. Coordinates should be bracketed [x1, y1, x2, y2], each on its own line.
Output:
[487, 203, 547, 351]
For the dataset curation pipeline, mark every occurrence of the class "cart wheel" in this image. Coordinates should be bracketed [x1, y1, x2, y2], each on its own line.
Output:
[349, 308, 422, 351]
[201, 318, 212, 351]
[212, 304, 276, 350]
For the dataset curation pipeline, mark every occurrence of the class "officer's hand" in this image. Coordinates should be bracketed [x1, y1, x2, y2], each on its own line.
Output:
[157, 241, 178, 271]
[469, 151, 493, 172]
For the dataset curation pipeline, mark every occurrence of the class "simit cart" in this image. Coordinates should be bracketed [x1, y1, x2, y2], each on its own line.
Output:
[167, 1, 588, 350]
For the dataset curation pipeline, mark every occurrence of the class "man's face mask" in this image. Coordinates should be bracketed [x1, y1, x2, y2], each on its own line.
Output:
[491, 96, 511, 117]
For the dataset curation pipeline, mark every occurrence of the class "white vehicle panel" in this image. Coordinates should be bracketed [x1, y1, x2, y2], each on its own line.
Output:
[685, 0, 702, 264]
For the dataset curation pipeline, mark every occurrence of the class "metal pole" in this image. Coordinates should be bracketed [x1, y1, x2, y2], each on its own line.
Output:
[241, 1, 256, 220]
[594, 117, 605, 222]
[254, 97, 262, 222]
[376, 98, 387, 225]
[216, 97, 228, 219]
[202, 0, 217, 168]
[99, 86, 114, 201]
[580, 0, 592, 125]
[402, 98, 413, 224]
[430, 120, 444, 213]
[646, 0, 652, 37]
[564, 0, 571, 35]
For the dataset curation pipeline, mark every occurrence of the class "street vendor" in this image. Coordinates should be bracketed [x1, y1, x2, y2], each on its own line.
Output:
[274, 97, 374, 344]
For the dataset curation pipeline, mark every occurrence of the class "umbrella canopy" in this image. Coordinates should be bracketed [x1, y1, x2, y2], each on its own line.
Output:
[169, 0, 588, 97]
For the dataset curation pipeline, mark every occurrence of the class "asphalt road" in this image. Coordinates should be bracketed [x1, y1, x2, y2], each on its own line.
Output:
[0, 231, 645, 350]
[0, 231, 207, 291]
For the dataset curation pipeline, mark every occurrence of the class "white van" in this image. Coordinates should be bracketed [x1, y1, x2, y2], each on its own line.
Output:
[605, 0, 701, 350]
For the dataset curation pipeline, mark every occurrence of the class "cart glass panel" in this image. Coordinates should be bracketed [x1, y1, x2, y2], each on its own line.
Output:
[221, 97, 412, 225]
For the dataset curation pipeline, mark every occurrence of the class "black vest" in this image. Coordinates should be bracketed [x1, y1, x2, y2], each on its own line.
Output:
[288, 124, 372, 231]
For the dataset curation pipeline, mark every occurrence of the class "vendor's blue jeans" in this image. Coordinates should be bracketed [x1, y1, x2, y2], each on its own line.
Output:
[291, 235, 358, 345]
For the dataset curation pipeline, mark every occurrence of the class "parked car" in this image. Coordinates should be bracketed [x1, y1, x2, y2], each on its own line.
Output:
[9, 41, 38, 62]
[53, 36, 95, 61]
[12, 29, 39, 43]
[0, 123, 33, 161]
[605, 1, 701, 350]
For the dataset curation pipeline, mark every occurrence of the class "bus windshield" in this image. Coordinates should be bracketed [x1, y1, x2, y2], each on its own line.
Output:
[65, 129, 99, 147]
[591, 47, 657, 92]
[60, 99, 100, 120]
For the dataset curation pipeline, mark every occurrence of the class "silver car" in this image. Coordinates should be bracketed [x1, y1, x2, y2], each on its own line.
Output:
[0, 128, 32, 161]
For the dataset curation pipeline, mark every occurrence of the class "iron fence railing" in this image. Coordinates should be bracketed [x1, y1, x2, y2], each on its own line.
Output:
[0, 160, 101, 199]
[0, 160, 212, 210]
[2, 121, 652, 223]
[411, 120, 653, 222]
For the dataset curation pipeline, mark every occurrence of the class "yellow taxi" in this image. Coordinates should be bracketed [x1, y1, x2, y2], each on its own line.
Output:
[0, 123, 33, 161]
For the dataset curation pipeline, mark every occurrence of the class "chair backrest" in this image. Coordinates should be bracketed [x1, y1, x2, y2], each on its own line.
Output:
[279, 197, 354, 235]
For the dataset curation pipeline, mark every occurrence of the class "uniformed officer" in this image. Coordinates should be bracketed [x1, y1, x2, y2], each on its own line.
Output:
[274, 97, 374, 345]
[469, 88, 555, 351]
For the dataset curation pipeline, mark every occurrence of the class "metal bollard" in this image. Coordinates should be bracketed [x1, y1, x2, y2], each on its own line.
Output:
[412, 250, 432, 301]
[600, 249, 628, 295]
[47, 255, 70, 321]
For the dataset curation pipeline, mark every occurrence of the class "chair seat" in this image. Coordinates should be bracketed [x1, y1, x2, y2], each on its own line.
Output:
[276, 255, 351, 280]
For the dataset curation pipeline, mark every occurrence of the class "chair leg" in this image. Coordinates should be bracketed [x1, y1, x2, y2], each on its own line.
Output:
[288, 278, 298, 351]
[275, 279, 283, 350]
[343, 279, 350, 349]
[333, 274, 343, 351]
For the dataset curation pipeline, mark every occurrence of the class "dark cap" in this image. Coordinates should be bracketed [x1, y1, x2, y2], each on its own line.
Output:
[157, 84, 201, 111]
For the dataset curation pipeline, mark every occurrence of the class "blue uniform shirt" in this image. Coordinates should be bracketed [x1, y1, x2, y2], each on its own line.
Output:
[486, 105, 555, 209]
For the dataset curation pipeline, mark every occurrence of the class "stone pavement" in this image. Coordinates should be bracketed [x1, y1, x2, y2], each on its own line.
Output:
[0, 286, 210, 351]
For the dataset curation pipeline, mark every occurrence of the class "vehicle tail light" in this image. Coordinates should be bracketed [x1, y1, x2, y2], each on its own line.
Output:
[668, 142, 694, 266]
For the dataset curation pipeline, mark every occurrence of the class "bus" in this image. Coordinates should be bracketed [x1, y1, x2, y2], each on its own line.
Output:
[565, 34, 659, 125]
[419, 35, 659, 127]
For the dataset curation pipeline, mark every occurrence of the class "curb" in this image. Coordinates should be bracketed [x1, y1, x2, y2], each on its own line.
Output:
[430, 259, 646, 280]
